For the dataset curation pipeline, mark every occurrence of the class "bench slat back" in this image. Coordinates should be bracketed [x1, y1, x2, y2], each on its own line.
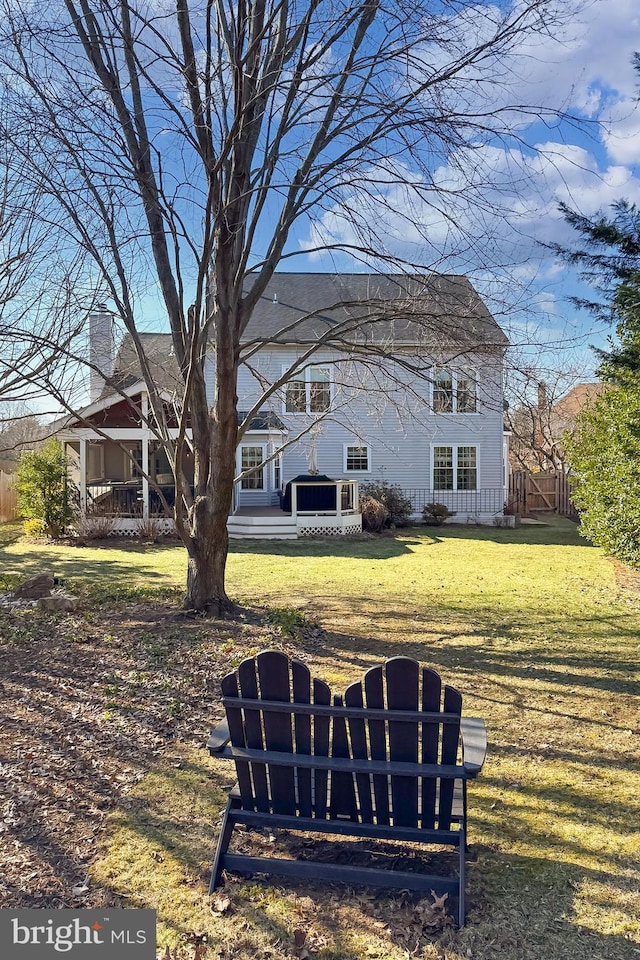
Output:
[221, 652, 462, 829]
[222, 650, 331, 815]
[344, 658, 462, 829]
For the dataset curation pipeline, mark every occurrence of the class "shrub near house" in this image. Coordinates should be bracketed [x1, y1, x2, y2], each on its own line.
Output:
[567, 386, 640, 567]
[15, 440, 73, 539]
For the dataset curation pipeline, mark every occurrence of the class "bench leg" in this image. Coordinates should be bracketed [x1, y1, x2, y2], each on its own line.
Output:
[209, 798, 234, 895]
[458, 825, 466, 927]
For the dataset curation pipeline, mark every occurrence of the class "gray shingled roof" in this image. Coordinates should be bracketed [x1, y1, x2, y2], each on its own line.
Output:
[105, 273, 506, 397]
[100, 332, 181, 400]
[242, 273, 507, 347]
[238, 410, 287, 431]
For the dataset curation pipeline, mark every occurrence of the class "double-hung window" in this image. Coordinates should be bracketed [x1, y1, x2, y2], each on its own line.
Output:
[433, 445, 477, 491]
[456, 374, 477, 413]
[285, 366, 331, 414]
[344, 444, 371, 472]
[285, 376, 306, 413]
[240, 445, 264, 490]
[432, 368, 476, 413]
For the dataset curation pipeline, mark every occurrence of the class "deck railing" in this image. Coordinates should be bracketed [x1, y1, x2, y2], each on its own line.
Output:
[86, 482, 192, 518]
[290, 479, 359, 519]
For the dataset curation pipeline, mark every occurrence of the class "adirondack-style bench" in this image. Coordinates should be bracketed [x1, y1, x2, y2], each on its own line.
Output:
[207, 651, 487, 926]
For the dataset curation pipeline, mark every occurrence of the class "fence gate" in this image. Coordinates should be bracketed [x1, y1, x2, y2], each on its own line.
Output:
[509, 469, 578, 520]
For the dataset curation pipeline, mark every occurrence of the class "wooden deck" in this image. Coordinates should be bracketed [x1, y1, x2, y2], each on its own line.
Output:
[228, 505, 362, 539]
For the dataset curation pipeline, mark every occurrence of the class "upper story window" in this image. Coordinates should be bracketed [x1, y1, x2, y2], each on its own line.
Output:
[285, 366, 331, 414]
[432, 368, 477, 413]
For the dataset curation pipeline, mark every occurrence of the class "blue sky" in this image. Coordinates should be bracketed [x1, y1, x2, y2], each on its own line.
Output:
[289, 0, 640, 381]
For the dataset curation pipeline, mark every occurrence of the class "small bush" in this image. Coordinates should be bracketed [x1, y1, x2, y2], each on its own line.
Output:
[359, 481, 413, 526]
[265, 605, 308, 638]
[22, 518, 46, 538]
[73, 514, 116, 540]
[136, 516, 164, 542]
[360, 495, 389, 533]
[15, 440, 72, 539]
[422, 502, 453, 526]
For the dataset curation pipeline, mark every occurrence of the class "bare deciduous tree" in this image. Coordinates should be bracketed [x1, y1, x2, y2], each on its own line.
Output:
[505, 366, 603, 472]
[0, 0, 576, 612]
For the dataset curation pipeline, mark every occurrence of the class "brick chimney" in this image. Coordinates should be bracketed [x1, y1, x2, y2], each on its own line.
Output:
[537, 381, 548, 411]
[88, 304, 116, 402]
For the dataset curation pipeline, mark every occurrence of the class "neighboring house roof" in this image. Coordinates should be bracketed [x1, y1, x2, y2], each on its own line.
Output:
[554, 382, 606, 419]
[98, 272, 506, 401]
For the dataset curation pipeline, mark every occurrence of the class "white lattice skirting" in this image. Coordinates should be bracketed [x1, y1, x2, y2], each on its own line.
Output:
[96, 514, 363, 539]
[296, 515, 362, 537]
[106, 518, 176, 537]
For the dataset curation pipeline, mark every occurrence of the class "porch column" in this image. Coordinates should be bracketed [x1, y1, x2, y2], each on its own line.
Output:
[141, 393, 149, 522]
[79, 439, 87, 516]
[290, 483, 298, 520]
[142, 434, 149, 522]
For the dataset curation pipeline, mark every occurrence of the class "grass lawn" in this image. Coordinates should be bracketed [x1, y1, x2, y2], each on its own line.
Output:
[1, 518, 639, 959]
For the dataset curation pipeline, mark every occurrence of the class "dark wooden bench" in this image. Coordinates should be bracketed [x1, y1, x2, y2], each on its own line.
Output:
[207, 651, 487, 926]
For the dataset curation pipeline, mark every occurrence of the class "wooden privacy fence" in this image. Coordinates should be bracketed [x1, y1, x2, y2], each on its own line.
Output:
[0, 471, 18, 522]
[509, 469, 579, 520]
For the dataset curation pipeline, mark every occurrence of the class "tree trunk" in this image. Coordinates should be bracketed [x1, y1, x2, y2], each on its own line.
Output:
[183, 495, 232, 615]
[181, 300, 239, 615]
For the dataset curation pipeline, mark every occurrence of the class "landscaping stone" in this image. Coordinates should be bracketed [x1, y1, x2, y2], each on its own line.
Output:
[38, 593, 79, 613]
[13, 573, 55, 599]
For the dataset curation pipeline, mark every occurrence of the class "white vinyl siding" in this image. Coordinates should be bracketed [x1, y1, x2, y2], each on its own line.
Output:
[226, 346, 505, 509]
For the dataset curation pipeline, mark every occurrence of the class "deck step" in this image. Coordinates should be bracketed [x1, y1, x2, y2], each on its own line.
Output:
[227, 515, 297, 539]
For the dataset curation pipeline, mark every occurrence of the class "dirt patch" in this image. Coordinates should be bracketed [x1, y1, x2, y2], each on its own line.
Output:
[612, 559, 640, 594]
[0, 602, 303, 910]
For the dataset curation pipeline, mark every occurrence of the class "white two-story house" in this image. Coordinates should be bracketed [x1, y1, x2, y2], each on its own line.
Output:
[59, 272, 509, 538]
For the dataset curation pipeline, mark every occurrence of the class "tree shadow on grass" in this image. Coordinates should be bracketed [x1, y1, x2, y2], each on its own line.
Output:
[230, 516, 590, 556]
[231, 533, 428, 560]
[99, 754, 639, 960]
[0, 548, 181, 599]
[305, 599, 640, 702]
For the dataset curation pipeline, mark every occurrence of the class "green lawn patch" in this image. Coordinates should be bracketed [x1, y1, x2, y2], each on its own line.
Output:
[1, 518, 639, 959]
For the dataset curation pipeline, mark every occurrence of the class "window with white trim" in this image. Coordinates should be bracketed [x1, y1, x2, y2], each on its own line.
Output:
[125, 443, 143, 479]
[344, 444, 371, 472]
[433, 445, 477, 491]
[240, 445, 264, 489]
[284, 366, 331, 413]
[432, 368, 477, 413]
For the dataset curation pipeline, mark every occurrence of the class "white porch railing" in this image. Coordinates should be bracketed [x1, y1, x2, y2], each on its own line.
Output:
[289, 479, 359, 519]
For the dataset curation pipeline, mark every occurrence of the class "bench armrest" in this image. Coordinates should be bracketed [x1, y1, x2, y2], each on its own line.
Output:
[207, 718, 230, 754]
[460, 717, 487, 777]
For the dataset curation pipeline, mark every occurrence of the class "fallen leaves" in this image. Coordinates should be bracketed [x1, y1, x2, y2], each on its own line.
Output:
[0, 601, 275, 910]
[212, 895, 232, 915]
